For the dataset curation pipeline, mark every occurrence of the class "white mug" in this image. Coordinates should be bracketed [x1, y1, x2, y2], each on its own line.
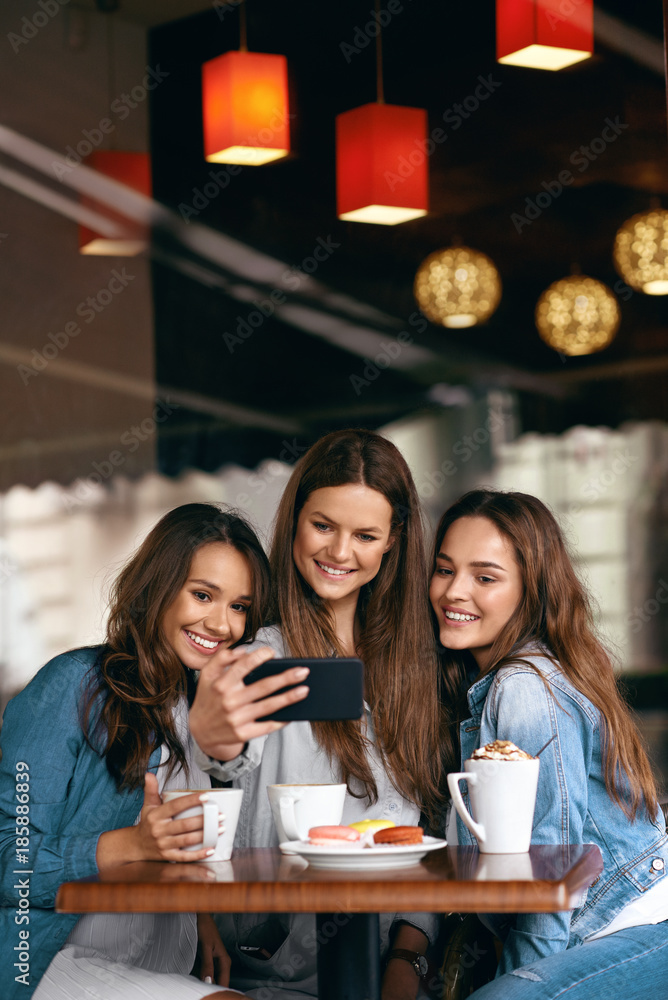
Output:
[163, 788, 243, 861]
[447, 758, 539, 854]
[267, 783, 346, 843]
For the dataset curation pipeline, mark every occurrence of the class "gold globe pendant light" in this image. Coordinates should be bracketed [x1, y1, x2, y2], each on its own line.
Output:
[535, 275, 620, 356]
[414, 245, 502, 328]
[613, 208, 668, 295]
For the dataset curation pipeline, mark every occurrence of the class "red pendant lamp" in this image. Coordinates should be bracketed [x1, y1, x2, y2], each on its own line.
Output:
[202, 2, 290, 165]
[496, 0, 593, 71]
[336, 104, 428, 225]
[336, 2, 428, 225]
[79, 151, 151, 256]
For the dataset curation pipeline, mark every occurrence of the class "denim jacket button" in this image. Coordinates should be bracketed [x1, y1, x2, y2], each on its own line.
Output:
[651, 858, 664, 872]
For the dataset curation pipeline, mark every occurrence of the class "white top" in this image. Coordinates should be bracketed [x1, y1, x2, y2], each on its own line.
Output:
[586, 866, 668, 940]
[194, 625, 438, 999]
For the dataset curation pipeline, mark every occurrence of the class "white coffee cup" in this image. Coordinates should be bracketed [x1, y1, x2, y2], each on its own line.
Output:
[163, 788, 243, 861]
[267, 783, 346, 842]
[447, 758, 539, 854]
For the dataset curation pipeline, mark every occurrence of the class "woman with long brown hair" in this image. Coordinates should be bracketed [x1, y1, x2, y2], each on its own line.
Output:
[0, 503, 306, 1000]
[191, 429, 448, 1000]
[430, 488, 668, 998]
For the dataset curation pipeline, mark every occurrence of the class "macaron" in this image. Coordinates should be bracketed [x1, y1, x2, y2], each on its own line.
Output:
[373, 825, 424, 845]
[348, 819, 396, 835]
[308, 825, 361, 846]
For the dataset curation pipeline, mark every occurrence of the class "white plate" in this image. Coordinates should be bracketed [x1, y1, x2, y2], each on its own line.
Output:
[279, 835, 447, 869]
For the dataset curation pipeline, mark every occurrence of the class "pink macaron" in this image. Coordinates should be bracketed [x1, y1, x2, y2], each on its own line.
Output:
[308, 825, 361, 846]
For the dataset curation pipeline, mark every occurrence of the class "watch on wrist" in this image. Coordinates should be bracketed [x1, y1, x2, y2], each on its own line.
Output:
[387, 948, 428, 978]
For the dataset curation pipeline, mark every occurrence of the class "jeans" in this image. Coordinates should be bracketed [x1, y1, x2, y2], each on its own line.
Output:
[470, 921, 668, 999]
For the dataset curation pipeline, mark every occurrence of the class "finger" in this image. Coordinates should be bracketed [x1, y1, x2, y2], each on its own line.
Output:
[240, 684, 310, 722]
[197, 666, 309, 724]
[160, 824, 224, 850]
[142, 772, 162, 809]
[193, 648, 250, 696]
[158, 814, 209, 838]
[220, 645, 276, 684]
[216, 957, 231, 987]
[158, 791, 212, 819]
[164, 845, 216, 862]
[242, 666, 310, 704]
[158, 815, 224, 846]
[199, 953, 214, 983]
[199, 645, 275, 690]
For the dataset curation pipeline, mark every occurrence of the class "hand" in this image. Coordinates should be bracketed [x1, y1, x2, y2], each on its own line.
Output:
[96, 773, 220, 868]
[134, 773, 222, 862]
[195, 913, 231, 987]
[189, 645, 310, 761]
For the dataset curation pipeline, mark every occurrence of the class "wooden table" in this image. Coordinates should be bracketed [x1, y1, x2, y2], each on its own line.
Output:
[56, 845, 602, 1000]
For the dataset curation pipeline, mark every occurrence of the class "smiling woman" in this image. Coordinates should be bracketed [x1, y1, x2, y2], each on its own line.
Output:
[0, 502, 284, 1000]
[431, 489, 668, 1000]
[191, 429, 449, 1000]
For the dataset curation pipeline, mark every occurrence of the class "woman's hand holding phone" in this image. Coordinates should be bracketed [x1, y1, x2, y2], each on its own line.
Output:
[188, 646, 310, 762]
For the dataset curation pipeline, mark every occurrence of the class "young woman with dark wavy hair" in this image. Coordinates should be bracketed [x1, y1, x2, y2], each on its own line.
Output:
[0, 503, 306, 1000]
[191, 429, 450, 1000]
[430, 488, 668, 999]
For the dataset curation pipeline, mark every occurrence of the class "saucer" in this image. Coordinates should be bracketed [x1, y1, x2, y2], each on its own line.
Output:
[279, 835, 447, 869]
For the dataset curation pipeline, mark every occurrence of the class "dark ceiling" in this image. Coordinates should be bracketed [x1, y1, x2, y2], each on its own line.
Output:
[148, 1, 668, 474]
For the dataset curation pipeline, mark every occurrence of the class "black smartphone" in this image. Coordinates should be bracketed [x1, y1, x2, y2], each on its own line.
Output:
[243, 657, 364, 722]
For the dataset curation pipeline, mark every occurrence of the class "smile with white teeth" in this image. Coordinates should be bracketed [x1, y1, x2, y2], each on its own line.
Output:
[445, 610, 480, 622]
[315, 561, 354, 576]
[185, 630, 220, 649]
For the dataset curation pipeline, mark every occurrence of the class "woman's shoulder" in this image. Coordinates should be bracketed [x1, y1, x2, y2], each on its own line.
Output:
[2, 647, 105, 734]
[493, 650, 598, 725]
[16, 646, 103, 702]
[497, 647, 560, 679]
[38, 645, 103, 678]
[243, 625, 288, 656]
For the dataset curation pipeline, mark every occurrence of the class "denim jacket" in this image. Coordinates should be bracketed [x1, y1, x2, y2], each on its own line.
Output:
[457, 650, 668, 975]
[0, 648, 161, 999]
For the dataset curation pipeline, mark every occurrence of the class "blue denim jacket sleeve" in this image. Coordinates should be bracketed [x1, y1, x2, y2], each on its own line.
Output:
[0, 653, 103, 908]
[481, 665, 595, 975]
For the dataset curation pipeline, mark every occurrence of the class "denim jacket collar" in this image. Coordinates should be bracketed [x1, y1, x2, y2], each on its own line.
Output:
[466, 670, 495, 718]
[466, 643, 552, 718]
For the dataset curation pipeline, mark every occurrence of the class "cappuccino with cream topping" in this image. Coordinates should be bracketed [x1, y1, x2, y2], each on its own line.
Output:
[471, 739, 534, 761]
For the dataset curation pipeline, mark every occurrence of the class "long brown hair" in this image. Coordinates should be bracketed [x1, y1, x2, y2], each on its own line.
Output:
[81, 503, 270, 791]
[271, 429, 449, 824]
[433, 489, 658, 820]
